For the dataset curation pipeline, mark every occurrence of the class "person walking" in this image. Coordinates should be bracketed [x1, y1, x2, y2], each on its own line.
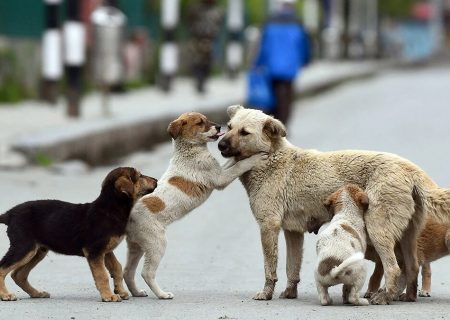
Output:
[254, 0, 311, 124]
[186, 0, 223, 94]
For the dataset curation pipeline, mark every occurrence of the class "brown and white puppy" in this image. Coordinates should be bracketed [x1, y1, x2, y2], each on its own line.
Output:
[124, 112, 265, 299]
[218, 105, 450, 305]
[0, 167, 157, 302]
[314, 184, 369, 306]
[365, 217, 450, 299]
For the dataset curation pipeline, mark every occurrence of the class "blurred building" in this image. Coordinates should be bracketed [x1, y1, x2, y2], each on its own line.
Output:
[0, 0, 447, 103]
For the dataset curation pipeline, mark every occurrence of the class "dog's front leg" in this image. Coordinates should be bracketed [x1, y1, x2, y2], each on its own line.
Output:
[86, 253, 122, 302]
[253, 218, 281, 300]
[215, 153, 264, 190]
[279, 230, 304, 299]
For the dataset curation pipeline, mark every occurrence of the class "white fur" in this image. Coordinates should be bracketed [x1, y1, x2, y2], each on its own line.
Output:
[314, 188, 368, 306]
[124, 116, 263, 299]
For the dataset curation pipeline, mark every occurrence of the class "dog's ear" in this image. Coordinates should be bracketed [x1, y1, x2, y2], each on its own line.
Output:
[227, 105, 244, 118]
[167, 119, 186, 139]
[357, 192, 369, 212]
[263, 117, 287, 139]
[115, 176, 134, 198]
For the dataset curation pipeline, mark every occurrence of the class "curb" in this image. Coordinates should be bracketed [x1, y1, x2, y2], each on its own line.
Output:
[11, 61, 390, 166]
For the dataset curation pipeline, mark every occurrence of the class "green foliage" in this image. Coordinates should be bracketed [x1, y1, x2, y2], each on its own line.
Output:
[379, 0, 418, 18]
[0, 49, 28, 103]
[34, 153, 53, 167]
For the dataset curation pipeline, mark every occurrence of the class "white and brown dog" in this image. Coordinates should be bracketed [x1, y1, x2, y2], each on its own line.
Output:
[314, 184, 369, 306]
[123, 112, 264, 299]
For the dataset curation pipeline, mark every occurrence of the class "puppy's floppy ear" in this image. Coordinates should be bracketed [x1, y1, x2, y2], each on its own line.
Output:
[357, 192, 369, 212]
[227, 105, 244, 118]
[263, 117, 287, 139]
[115, 176, 134, 198]
[167, 119, 185, 139]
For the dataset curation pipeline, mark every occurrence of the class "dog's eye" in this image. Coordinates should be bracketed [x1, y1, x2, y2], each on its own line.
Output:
[240, 129, 250, 136]
[196, 119, 204, 126]
[227, 124, 232, 130]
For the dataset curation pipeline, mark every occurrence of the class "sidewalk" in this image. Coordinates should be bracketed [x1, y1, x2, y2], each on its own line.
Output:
[0, 60, 386, 167]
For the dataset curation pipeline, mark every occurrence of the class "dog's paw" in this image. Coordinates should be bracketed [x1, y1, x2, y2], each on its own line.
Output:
[398, 292, 417, 302]
[131, 289, 148, 297]
[117, 291, 130, 300]
[418, 290, 431, 297]
[1, 293, 17, 301]
[279, 286, 297, 299]
[319, 296, 333, 306]
[31, 291, 50, 299]
[253, 291, 272, 300]
[102, 294, 122, 302]
[158, 292, 174, 300]
[363, 291, 374, 299]
[370, 291, 391, 305]
[356, 298, 370, 306]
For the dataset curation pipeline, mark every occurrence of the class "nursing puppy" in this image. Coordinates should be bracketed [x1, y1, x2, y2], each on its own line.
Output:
[0, 167, 157, 302]
[218, 105, 450, 305]
[124, 112, 264, 299]
[315, 184, 369, 306]
[365, 217, 450, 299]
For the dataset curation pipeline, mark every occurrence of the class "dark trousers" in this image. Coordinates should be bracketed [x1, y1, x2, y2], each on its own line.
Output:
[272, 79, 294, 125]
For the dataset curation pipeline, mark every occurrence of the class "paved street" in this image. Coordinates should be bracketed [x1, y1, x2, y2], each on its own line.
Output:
[1, 65, 450, 319]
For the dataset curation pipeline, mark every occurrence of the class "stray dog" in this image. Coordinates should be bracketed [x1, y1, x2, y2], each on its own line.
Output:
[124, 112, 265, 299]
[0, 167, 157, 302]
[314, 184, 369, 306]
[365, 217, 450, 299]
[218, 105, 450, 304]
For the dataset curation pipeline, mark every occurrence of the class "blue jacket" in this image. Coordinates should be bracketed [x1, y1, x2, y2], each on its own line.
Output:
[255, 10, 311, 80]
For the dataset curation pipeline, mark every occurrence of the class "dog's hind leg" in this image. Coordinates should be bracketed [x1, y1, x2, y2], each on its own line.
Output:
[11, 247, 49, 298]
[364, 258, 383, 298]
[347, 264, 369, 306]
[105, 252, 129, 300]
[124, 240, 147, 297]
[0, 243, 38, 301]
[366, 213, 401, 305]
[419, 263, 431, 297]
[140, 234, 173, 299]
[279, 230, 303, 299]
[316, 282, 332, 306]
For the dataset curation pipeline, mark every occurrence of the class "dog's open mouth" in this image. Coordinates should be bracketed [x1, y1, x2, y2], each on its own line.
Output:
[209, 132, 225, 140]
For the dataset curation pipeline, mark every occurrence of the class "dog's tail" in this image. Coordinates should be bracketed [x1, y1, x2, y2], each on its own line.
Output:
[0, 212, 9, 225]
[330, 252, 365, 278]
[424, 187, 450, 224]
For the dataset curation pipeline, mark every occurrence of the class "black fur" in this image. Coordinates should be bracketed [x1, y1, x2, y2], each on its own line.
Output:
[0, 167, 157, 269]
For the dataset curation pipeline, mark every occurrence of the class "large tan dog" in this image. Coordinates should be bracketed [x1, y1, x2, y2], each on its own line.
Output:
[218, 105, 450, 305]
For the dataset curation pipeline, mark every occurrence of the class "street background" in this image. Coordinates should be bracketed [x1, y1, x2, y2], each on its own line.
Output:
[1, 0, 450, 319]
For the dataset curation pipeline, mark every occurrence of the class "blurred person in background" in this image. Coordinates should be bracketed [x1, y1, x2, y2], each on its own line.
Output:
[254, 0, 311, 125]
[186, 0, 223, 94]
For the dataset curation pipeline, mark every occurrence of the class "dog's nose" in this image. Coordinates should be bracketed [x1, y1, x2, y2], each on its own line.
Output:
[218, 139, 228, 151]
[215, 125, 221, 132]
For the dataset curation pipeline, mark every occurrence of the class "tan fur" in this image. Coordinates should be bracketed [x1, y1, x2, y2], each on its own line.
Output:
[365, 217, 450, 298]
[105, 252, 129, 299]
[11, 247, 50, 298]
[220, 105, 450, 304]
[318, 257, 343, 276]
[143, 196, 166, 213]
[168, 176, 207, 197]
[0, 248, 38, 301]
[167, 112, 215, 140]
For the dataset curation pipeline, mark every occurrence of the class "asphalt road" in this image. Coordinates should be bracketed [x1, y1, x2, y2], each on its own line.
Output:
[1, 66, 450, 319]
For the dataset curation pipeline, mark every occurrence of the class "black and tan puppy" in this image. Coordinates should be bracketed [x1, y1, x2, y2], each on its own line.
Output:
[0, 167, 157, 302]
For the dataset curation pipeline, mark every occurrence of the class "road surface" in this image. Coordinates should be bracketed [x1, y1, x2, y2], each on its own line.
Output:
[1, 65, 450, 319]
